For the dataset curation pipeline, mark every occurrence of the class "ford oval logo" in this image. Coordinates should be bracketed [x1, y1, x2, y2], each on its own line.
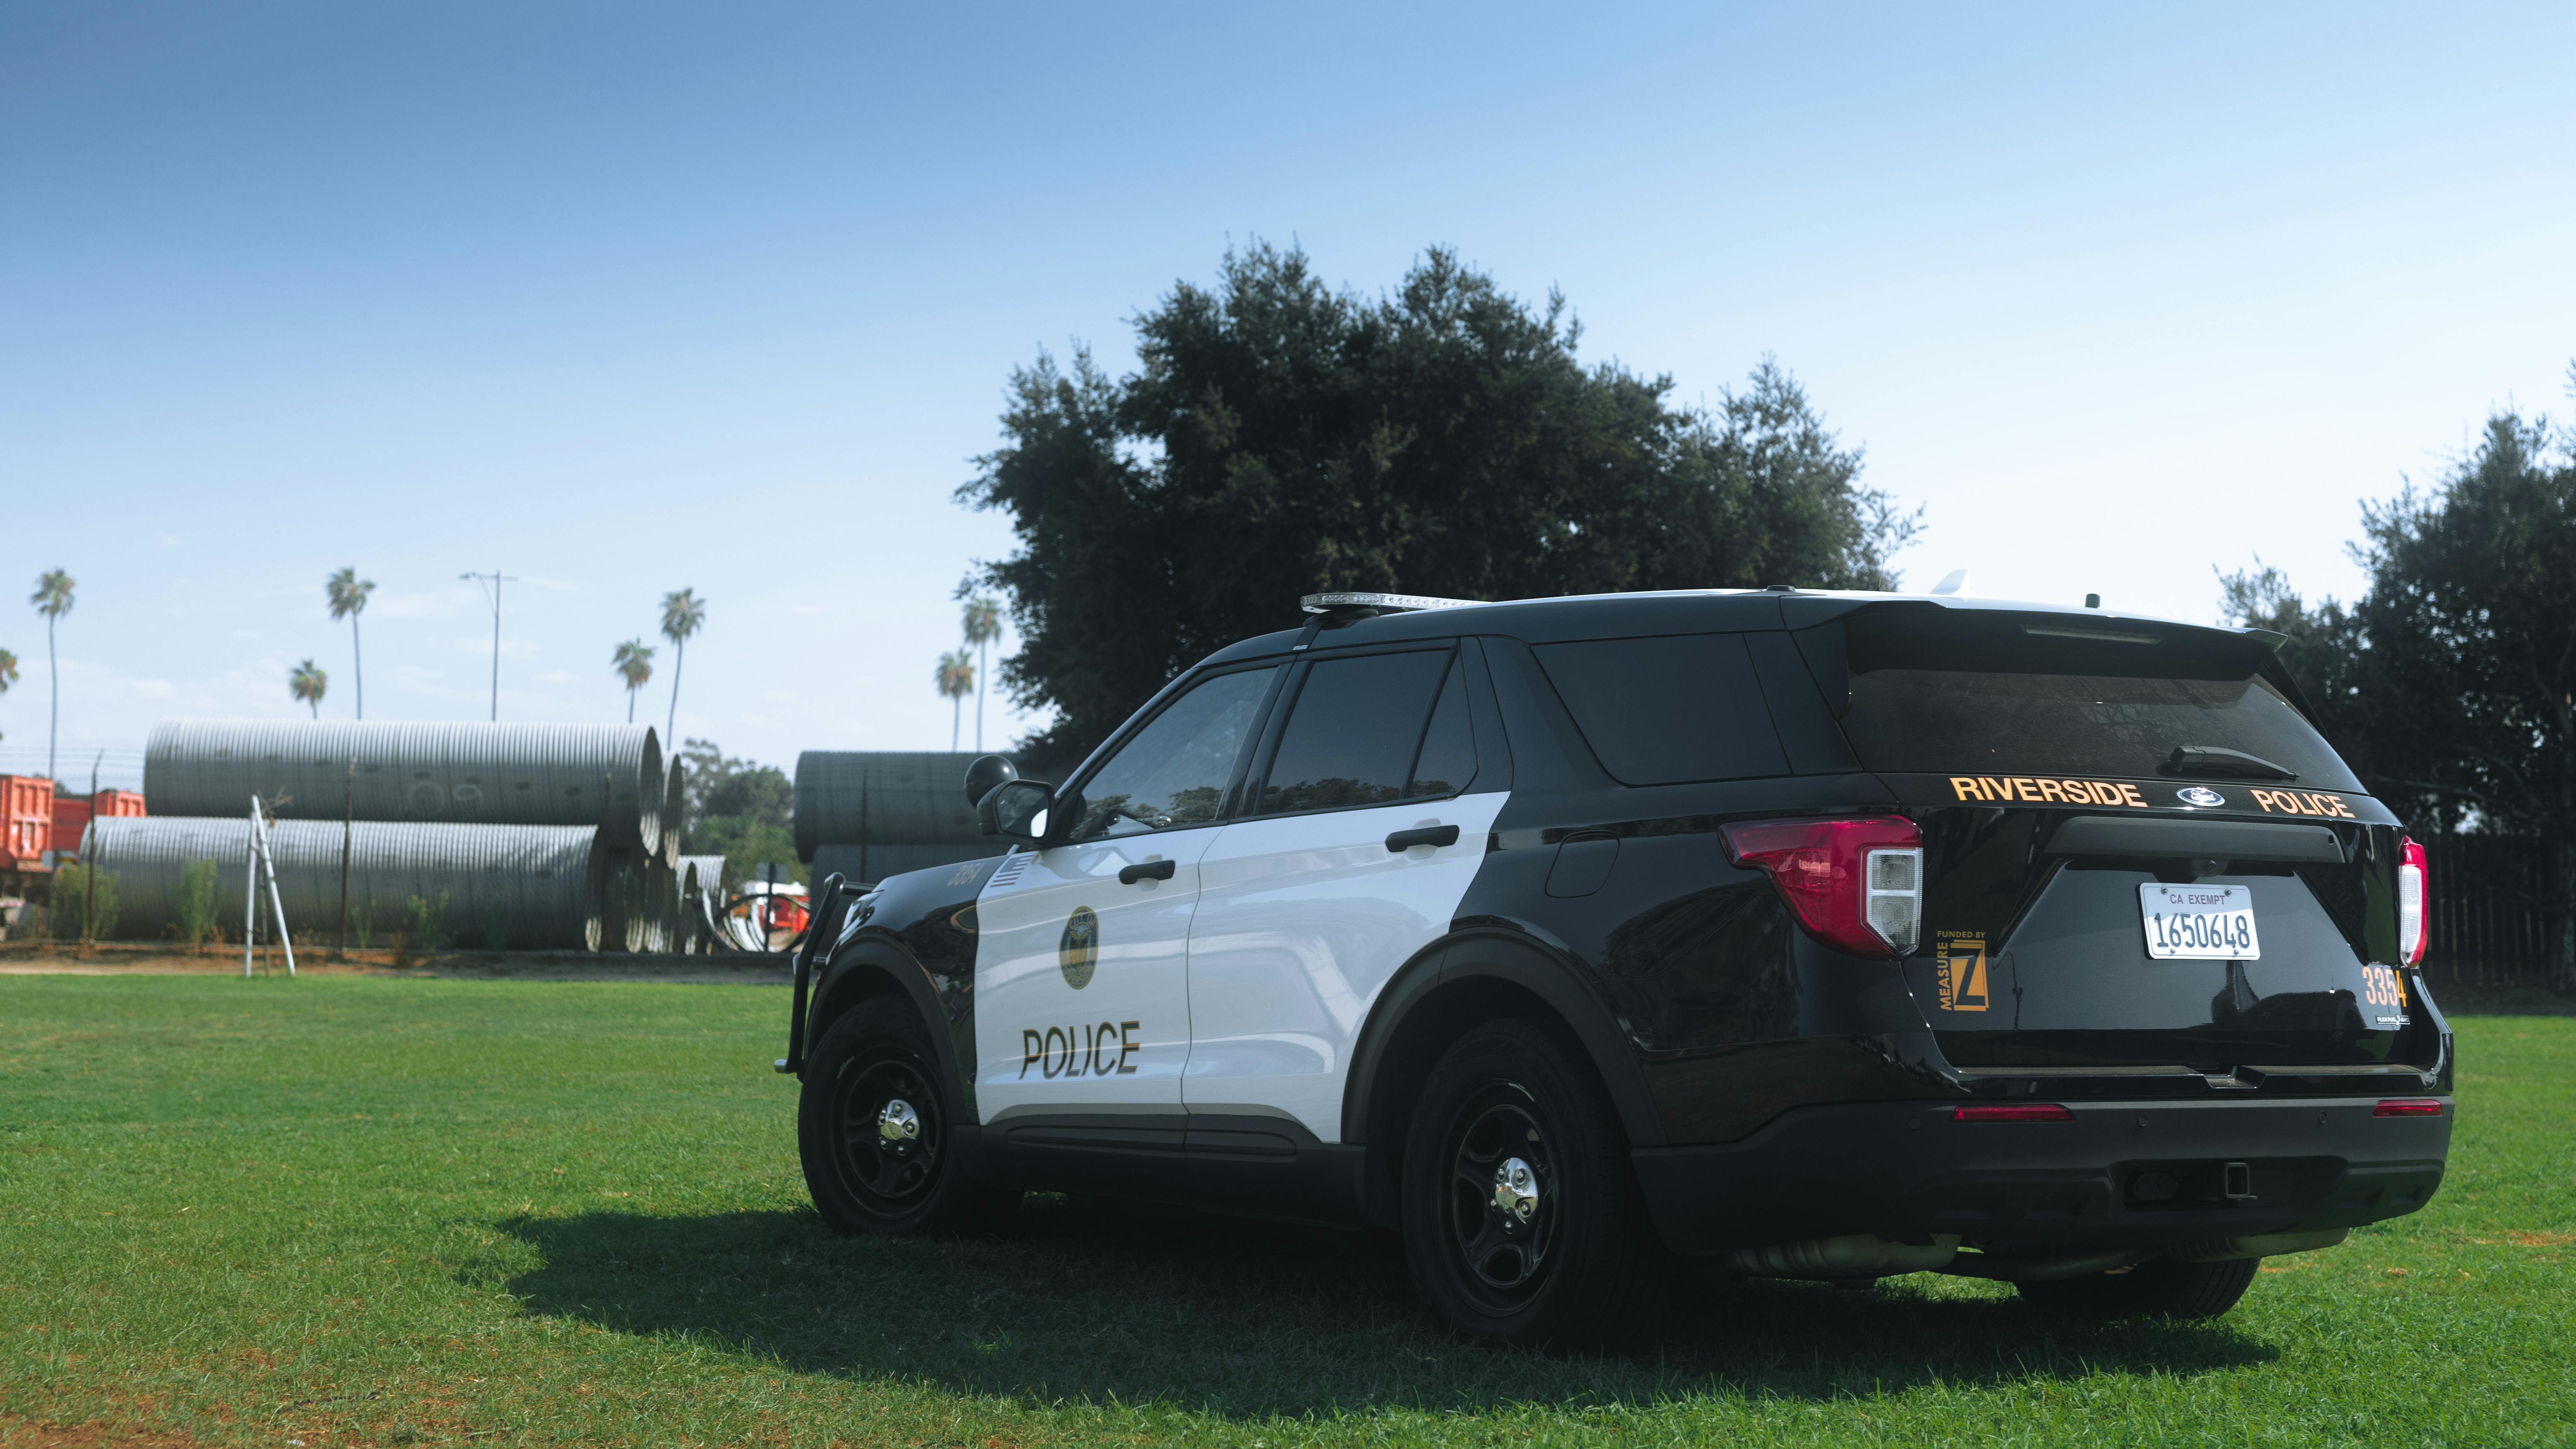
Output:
[2177, 786, 2226, 808]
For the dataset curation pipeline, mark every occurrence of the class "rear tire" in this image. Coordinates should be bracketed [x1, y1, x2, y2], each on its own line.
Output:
[798, 1000, 1018, 1237]
[2016, 1255, 2258, 1319]
[1400, 1017, 1656, 1347]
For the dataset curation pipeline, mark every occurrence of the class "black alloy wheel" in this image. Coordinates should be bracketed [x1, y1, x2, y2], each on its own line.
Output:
[1441, 1088, 1560, 1307]
[827, 1052, 944, 1218]
[1400, 1017, 1655, 1346]
[798, 1000, 1018, 1237]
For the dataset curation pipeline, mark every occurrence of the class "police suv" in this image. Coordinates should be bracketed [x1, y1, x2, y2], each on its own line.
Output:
[779, 588, 2451, 1345]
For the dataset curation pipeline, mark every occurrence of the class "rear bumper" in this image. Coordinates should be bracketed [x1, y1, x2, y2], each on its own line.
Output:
[1631, 1095, 2449, 1257]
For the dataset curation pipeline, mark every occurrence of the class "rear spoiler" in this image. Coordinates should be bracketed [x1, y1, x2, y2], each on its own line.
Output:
[1780, 598, 2328, 729]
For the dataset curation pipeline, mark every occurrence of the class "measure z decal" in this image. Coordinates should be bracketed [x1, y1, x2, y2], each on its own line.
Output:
[1934, 931, 1989, 1012]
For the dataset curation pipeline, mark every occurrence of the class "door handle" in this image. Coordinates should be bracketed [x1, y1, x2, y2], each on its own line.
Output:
[1117, 858, 1178, 885]
[1384, 824, 1460, 853]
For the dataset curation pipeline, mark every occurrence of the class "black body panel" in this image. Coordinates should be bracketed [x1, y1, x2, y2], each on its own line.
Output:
[1634, 1095, 2451, 1255]
[806, 853, 1004, 1118]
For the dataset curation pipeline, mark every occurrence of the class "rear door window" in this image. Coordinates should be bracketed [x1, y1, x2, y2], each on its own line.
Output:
[1531, 634, 1789, 785]
[1256, 649, 1465, 814]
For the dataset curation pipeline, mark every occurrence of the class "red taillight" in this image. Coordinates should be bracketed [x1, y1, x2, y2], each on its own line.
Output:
[1720, 816, 1922, 958]
[2373, 1098, 2444, 1117]
[2397, 837, 2429, 966]
[1952, 1104, 2075, 1122]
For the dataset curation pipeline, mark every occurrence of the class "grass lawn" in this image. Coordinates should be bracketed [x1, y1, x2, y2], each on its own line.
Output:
[1, 976, 2569, 1448]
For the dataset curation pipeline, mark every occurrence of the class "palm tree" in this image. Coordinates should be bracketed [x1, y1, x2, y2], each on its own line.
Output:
[0, 648, 17, 742]
[658, 587, 706, 744]
[289, 659, 328, 718]
[326, 567, 376, 719]
[960, 593, 1001, 752]
[935, 649, 973, 751]
[30, 570, 73, 783]
[613, 639, 655, 724]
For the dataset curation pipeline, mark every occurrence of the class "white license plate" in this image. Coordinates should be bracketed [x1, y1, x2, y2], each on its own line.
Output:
[2139, 884, 2260, 960]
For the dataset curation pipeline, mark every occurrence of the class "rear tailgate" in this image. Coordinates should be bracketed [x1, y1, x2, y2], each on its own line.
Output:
[1812, 603, 2435, 1074]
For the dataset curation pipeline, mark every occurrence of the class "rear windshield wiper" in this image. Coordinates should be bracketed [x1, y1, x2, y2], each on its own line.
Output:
[2163, 744, 2297, 781]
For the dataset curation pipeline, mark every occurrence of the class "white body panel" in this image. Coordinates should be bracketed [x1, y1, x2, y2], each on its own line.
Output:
[971, 829, 1218, 1123]
[1182, 791, 1509, 1140]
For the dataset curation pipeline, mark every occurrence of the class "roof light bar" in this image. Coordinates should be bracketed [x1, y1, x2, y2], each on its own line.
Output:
[1298, 591, 1486, 616]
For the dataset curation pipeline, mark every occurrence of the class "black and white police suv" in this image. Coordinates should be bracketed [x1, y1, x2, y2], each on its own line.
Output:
[778, 587, 2452, 1344]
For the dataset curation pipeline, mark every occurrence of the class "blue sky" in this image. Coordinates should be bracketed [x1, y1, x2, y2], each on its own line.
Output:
[5, 1, 2573, 786]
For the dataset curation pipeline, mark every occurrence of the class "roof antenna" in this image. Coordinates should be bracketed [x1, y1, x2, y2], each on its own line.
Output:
[1929, 569, 1972, 597]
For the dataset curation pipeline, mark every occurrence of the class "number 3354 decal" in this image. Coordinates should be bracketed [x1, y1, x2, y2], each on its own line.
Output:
[2360, 964, 2408, 1025]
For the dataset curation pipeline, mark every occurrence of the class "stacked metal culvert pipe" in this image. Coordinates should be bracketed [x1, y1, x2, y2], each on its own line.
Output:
[145, 719, 664, 850]
[793, 750, 1008, 885]
[99, 719, 687, 952]
[678, 854, 727, 955]
[88, 817, 605, 951]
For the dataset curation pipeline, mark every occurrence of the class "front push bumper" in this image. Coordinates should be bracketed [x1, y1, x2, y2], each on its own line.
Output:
[1631, 1095, 2449, 1258]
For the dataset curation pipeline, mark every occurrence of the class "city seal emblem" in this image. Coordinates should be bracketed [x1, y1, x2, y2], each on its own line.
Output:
[1058, 906, 1101, 990]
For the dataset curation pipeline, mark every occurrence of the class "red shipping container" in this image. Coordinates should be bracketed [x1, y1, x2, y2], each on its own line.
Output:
[50, 788, 146, 861]
[96, 788, 146, 819]
[1, 776, 55, 873]
[51, 796, 89, 858]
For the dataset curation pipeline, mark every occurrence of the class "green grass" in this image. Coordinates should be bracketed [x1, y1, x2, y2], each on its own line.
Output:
[1, 976, 2569, 1448]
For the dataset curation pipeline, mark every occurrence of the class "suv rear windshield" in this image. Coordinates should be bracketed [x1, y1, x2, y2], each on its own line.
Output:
[1825, 608, 2361, 791]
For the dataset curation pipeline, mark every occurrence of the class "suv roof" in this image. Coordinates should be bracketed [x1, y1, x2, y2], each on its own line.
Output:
[1202, 587, 2284, 664]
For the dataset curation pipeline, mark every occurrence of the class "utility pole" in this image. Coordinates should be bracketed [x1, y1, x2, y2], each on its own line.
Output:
[338, 755, 355, 959]
[460, 569, 517, 721]
[81, 750, 100, 948]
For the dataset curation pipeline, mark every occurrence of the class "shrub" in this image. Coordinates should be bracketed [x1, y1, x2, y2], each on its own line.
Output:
[174, 859, 222, 951]
[48, 866, 121, 942]
[392, 893, 450, 966]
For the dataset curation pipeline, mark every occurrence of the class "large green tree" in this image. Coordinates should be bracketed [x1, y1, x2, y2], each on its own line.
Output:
[958, 241, 1918, 767]
[677, 738, 801, 886]
[2224, 396, 2576, 993]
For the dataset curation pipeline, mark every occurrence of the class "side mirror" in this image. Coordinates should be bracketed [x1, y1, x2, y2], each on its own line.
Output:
[963, 753, 1018, 806]
[978, 778, 1056, 842]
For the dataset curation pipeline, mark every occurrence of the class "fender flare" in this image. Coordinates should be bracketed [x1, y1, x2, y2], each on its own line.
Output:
[806, 929, 973, 1117]
[1340, 921, 1666, 1150]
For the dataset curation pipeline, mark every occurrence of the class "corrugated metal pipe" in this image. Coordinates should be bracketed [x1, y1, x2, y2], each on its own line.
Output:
[663, 757, 687, 853]
[83, 817, 605, 951]
[794, 750, 1005, 862]
[676, 853, 728, 955]
[144, 719, 664, 853]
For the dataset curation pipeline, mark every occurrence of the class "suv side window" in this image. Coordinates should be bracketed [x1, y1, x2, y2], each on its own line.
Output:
[1069, 665, 1279, 841]
[1532, 633, 1789, 785]
[1256, 649, 1467, 814]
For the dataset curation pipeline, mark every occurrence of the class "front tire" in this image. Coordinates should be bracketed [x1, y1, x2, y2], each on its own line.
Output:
[1400, 1017, 1655, 1347]
[2016, 1255, 2258, 1319]
[798, 1000, 1017, 1237]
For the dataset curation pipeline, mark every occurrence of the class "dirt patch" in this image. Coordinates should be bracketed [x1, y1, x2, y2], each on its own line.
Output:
[0, 940, 789, 984]
[0, 1414, 204, 1449]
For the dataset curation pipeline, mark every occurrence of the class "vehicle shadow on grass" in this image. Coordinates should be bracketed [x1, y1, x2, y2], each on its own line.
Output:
[490, 1196, 2278, 1418]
